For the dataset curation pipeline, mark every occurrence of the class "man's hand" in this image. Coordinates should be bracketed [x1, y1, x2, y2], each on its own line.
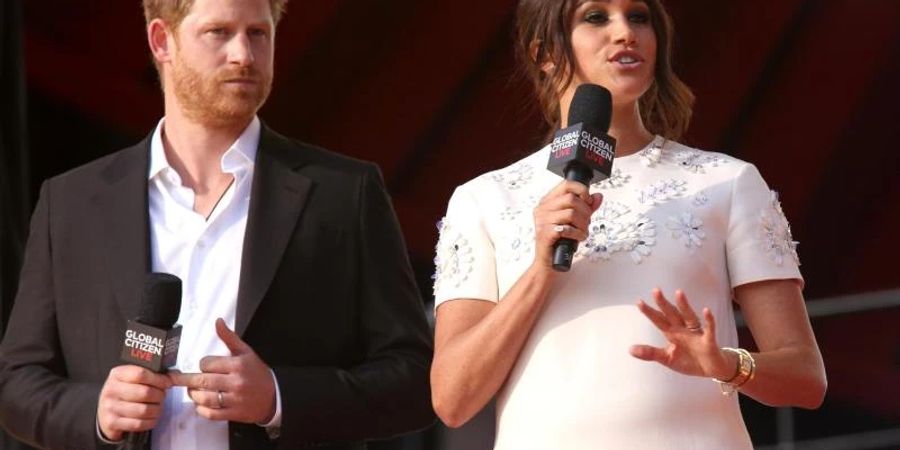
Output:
[169, 318, 276, 424]
[97, 365, 172, 441]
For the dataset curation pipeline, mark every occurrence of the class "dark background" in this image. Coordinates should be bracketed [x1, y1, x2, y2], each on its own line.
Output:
[3, 0, 900, 449]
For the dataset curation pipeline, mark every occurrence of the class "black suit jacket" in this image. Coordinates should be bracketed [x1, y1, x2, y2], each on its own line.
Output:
[0, 126, 435, 449]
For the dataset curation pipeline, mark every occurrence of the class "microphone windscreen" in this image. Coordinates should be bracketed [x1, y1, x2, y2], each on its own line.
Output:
[568, 84, 612, 132]
[137, 273, 182, 329]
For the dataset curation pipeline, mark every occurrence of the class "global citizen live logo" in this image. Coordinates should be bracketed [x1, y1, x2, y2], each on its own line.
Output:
[551, 128, 614, 165]
[121, 320, 181, 371]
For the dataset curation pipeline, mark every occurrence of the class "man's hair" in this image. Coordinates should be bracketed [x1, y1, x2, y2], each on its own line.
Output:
[142, 0, 288, 30]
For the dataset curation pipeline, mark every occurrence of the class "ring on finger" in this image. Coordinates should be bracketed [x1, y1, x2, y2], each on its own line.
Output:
[553, 224, 568, 233]
[216, 390, 225, 409]
[685, 323, 702, 332]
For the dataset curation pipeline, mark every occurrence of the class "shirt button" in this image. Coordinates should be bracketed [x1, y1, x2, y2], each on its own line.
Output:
[178, 422, 186, 430]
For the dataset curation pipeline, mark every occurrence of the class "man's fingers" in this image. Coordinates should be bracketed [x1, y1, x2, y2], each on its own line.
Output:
[109, 416, 158, 433]
[199, 355, 234, 374]
[169, 372, 228, 392]
[112, 365, 172, 389]
[188, 388, 231, 410]
[195, 405, 229, 422]
[113, 382, 167, 404]
[111, 400, 164, 421]
[215, 318, 252, 356]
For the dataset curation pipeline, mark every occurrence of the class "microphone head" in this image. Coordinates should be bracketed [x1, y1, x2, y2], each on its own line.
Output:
[568, 84, 612, 132]
[137, 273, 182, 329]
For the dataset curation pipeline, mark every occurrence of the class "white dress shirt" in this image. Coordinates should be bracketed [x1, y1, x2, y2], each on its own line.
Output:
[144, 116, 281, 449]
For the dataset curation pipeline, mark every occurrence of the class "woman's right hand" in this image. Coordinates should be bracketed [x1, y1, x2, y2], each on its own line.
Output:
[532, 181, 602, 270]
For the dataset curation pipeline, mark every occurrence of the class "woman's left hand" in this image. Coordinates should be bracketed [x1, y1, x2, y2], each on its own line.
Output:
[629, 289, 737, 380]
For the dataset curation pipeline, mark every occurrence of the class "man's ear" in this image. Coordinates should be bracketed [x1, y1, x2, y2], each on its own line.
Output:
[529, 40, 555, 74]
[147, 18, 173, 65]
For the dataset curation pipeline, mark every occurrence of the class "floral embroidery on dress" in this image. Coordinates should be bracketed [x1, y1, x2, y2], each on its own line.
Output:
[433, 218, 475, 291]
[592, 169, 631, 190]
[758, 191, 800, 266]
[499, 206, 521, 222]
[673, 150, 728, 173]
[500, 224, 535, 263]
[637, 179, 688, 205]
[637, 139, 665, 167]
[692, 190, 709, 207]
[491, 162, 534, 190]
[666, 212, 706, 249]
[578, 201, 657, 264]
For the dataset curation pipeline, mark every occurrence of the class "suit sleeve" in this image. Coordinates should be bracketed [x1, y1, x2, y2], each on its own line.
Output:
[0, 181, 111, 450]
[272, 164, 435, 446]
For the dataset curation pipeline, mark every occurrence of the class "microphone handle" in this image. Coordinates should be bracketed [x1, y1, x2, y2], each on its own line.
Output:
[551, 162, 593, 272]
[122, 429, 150, 449]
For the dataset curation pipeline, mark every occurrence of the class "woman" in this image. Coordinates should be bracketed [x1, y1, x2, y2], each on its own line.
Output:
[430, 0, 826, 448]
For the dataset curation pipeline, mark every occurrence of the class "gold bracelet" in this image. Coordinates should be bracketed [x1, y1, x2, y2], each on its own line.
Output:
[713, 347, 756, 396]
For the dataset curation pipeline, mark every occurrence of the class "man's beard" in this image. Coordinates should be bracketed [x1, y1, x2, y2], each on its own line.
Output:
[171, 53, 272, 128]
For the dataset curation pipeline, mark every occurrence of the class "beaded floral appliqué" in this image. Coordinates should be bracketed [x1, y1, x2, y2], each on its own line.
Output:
[692, 190, 710, 207]
[592, 169, 632, 190]
[433, 218, 475, 292]
[666, 212, 706, 249]
[673, 149, 728, 173]
[637, 179, 688, 205]
[578, 201, 657, 264]
[497, 207, 534, 262]
[758, 191, 800, 266]
[638, 139, 665, 167]
[491, 162, 534, 190]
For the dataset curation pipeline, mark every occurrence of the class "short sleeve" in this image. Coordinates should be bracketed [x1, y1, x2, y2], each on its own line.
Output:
[726, 163, 803, 288]
[433, 184, 499, 308]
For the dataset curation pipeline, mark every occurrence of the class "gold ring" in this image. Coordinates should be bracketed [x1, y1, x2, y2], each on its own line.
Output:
[216, 390, 225, 409]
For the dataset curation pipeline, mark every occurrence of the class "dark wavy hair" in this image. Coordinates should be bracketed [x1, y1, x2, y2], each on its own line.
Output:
[515, 0, 694, 141]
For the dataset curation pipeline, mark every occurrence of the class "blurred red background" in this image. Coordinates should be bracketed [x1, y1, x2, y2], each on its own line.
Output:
[17, 0, 900, 447]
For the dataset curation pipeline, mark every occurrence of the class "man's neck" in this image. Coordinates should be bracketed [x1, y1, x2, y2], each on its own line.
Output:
[160, 109, 252, 194]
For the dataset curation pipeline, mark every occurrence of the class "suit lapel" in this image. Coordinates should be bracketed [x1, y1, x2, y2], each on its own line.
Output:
[235, 126, 313, 336]
[94, 139, 151, 320]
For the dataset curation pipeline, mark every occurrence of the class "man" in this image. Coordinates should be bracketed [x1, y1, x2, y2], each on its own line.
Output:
[0, 0, 434, 448]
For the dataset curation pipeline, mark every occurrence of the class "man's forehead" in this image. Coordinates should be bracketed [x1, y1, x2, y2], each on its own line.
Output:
[182, 0, 273, 25]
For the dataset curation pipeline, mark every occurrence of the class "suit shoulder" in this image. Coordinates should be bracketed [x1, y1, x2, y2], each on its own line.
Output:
[44, 141, 147, 190]
[263, 129, 380, 180]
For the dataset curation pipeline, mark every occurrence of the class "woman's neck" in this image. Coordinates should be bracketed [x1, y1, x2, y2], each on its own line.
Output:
[608, 101, 655, 157]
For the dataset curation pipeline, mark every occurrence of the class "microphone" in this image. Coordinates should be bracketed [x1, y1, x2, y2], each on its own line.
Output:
[546, 84, 617, 271]
[119, 273, 183, 449]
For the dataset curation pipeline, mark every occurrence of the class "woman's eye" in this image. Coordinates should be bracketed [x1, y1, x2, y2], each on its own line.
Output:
[584, 11, 609, 25]
[628, 12, 650, 24]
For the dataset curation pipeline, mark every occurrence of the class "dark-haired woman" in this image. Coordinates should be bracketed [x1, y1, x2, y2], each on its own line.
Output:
[430, 0, 826, 448]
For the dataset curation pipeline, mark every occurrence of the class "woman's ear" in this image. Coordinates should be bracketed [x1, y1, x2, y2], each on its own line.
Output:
[530, 40, 556, 75]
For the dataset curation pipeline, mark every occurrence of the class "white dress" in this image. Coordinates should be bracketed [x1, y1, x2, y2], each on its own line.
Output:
[433, 136, 802, 450]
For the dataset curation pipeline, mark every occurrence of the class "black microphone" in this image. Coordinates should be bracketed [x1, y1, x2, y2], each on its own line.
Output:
[546, 84, 617, 271]
[119, 273, 183, 449]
